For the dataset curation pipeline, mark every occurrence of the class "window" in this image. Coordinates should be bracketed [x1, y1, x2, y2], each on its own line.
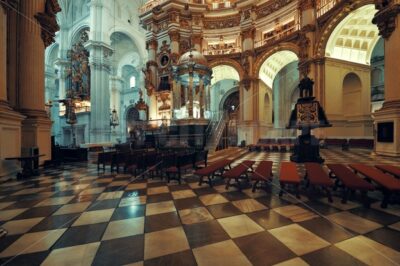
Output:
[130, 76, 136, 88]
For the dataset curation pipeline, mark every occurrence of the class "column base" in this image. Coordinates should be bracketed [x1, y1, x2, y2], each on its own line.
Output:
[372, 100, 400, 157]
[20, 112, 52, 164]
[0, 104, 25, 177]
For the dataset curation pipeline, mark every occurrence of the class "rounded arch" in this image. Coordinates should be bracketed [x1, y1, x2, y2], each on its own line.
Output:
[209, 58, 244, 80]
[219, 86, 239, 112]
[70, 24, 90, 46]
[117, 51, 142, 77]
[253, 42, 300, 78]
[315, 0, 375, 59]
[342, 72, 363, 115]
[45, 43, 59, 66]
[258, 50, 299, 88]
[324, 4, 379, 65]
[107, 26, 147, 60]
[211, 65, 240, 86]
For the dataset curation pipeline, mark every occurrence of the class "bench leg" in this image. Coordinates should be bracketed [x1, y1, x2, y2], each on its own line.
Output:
[252, 180, 259, 193]
[381, 190, 391, 209]
[341, 188, 349, 204]
[279, 183, 285, 197]
[208, 175, 213, 187]
[361, 190, 370, 208]
[295, 185, 300, 199]
[198, 175, 203, 186]
[324, 187, 333, 203]
[225, 178, 231, 190]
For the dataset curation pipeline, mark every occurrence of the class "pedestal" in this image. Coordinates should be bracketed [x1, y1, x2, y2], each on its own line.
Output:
[372, 100, 400, 157]
[290, 129, 324, 163]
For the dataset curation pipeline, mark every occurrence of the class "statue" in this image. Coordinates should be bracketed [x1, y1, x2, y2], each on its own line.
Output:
[142, 67, 154, 96]
[298, 76, 314, 98]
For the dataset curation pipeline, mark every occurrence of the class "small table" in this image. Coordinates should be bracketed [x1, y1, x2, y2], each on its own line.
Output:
[5, 154, 45, 179]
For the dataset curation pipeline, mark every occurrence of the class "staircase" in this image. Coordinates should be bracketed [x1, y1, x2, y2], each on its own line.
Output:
[205, 112, 229, 154]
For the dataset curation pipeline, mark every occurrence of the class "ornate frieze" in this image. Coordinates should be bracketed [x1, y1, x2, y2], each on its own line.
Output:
[256, 0, 293, 19]
[203, 15, 241, 29]
[373, 1, 400, 39]
[34, 0, 61, 47]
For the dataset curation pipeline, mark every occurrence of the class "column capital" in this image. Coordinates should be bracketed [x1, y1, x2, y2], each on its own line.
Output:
[34, 0, 61, 47]
[373, 2, 400, 39]
[168, 30, 180, 42]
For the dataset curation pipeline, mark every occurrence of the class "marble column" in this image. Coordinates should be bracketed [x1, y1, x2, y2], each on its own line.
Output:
[110, 75, 123, 142]
[372, 2, 400, 156]
[18, 0, 59, 163]
[0, 1, 25, 176]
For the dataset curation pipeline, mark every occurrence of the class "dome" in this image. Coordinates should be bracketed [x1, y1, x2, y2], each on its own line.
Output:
[177, 49, 208, 67]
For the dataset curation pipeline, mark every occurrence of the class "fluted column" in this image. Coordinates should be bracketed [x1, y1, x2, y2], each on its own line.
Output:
[372, 2, 400, 156]
[18, 0, 60, 163]
[0, 1, 25, 175]
[86, 41, 113, 143]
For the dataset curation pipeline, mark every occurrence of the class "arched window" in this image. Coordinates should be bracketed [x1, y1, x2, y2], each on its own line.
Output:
[130, 76, 136, 88]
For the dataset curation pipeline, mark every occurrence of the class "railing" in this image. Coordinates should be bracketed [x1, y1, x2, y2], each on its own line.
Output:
[316, 0, 341, 18]
[203, 47, 242, 56]
[205, 112, 229, 152]
[255, 23, 300, 48]
[139, 0, 169, 14]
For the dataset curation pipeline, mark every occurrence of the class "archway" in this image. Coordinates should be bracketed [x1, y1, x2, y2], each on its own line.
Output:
[258, 50, 299, 137]
[218, 90, 240, 149]
[324, 4, 382, 138]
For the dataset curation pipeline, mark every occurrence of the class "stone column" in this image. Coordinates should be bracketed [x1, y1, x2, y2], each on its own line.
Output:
[146, 39, 158, 120]
[18, 0, 60, 163]
[0, 1, 25, 176]
[372, 2, 400, 156]
[85, 41, 113, 143]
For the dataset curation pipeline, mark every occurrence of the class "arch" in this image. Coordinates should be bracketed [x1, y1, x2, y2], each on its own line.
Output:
[211, 65, 240, 85]
[258, 50, 299, 88]
[107, 25, 147, 60]
[117, 51, 142, 77]
[253, 42, 300, 78]
[315, 0, 375, 60]
[69, 24, 90, 46]
[219, 86, 239, 112]
[342, 72, 363, 115]
[45, 43, 59, 66]
[209, 58, 244, 80]
[325, 4, 379, 65]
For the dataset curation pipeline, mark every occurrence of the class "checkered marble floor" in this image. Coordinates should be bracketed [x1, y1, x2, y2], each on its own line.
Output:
[1, 149, 400, 266]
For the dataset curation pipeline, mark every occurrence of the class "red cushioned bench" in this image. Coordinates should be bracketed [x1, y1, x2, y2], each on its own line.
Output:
[251, 161, 273, 192]
[279, 162, 301, 198]
[326, 164, 374, 205]
[223, 160, 255, 191]
[349, 164, 400, 208]
[376, 165, 400, 179]
[304, 163, 334, 202]
[194, 159, 232, 187]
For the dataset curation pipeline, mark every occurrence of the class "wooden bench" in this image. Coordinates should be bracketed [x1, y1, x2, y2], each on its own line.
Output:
[194, 159, 232, 187]
[279, 162, 301, 198]
[166, 152, 195, 184]
[251, 161, 273, 192]
[326, 164, 374, 205]
[348, 139, 374, 149]
[323, 139, 348, 150]
[376, 165, 400, 179]
[349, 164, 400, 208]
[97, 151, 115, 171]
[304, 163, 334, 202]
[223, 160, 255, 191]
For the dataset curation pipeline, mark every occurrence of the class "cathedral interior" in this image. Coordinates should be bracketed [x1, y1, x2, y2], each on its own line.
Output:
[0, 0, 400, 265]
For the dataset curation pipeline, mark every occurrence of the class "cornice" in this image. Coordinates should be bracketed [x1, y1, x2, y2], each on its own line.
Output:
[373, 2, 400, 39]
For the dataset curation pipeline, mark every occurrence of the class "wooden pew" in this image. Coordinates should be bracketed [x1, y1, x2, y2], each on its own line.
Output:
[166, 152, 195, 184]
[376, 165, 400, 179]
[194, 159, 232, 187]
[349, 164, 400, 208]
[304, 163, 334, 202]
[279, 162, 301, 198]
[223, 160, 255, 191]
[326, 164, 374, 205]
[251, 161, 273, 192]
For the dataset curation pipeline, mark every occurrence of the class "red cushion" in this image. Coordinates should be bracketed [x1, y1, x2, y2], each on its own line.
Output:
[349, 164, 400, 191]
[252, 161, 273, 181]
[304, 163, 333, 187]
[327, 164, 374, 190]
[376, 165, 400, 178]
[280, 162, 300, 184]
[194, 159, 231, 176]
[223, 161, 255, 179]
